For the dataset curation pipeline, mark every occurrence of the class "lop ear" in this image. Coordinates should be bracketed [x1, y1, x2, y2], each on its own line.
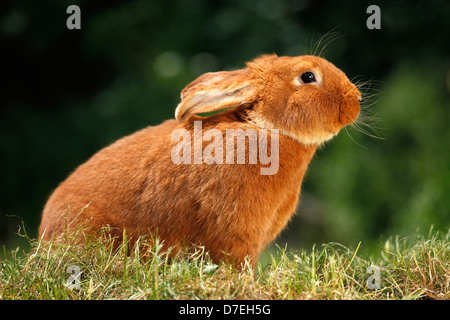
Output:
[175, 68, 257, 122]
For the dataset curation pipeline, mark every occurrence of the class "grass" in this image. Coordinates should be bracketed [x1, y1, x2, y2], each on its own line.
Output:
[0, 227, 449, 300]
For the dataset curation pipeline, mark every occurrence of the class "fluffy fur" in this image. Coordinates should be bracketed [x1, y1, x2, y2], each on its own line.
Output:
[39, 54, 361, 266]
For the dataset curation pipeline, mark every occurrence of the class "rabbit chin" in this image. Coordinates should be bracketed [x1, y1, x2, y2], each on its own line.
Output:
[248, 116, 337, 146]
[282, 129, 337, 146]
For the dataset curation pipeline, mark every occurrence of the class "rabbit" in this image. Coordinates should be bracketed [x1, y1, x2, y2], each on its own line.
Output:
[38, 54, 361, 266]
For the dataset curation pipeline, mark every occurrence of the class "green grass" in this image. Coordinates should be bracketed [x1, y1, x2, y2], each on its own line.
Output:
[1, 228, 449, 300]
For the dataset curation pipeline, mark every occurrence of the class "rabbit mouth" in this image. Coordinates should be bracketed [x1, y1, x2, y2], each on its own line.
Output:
[338, 101, 360, 126]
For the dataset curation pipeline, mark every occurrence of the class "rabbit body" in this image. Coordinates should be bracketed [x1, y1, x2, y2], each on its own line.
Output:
[39, 54, 361, 265]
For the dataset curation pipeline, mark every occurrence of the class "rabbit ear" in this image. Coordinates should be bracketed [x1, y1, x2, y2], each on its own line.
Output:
[175, 68, 257, 122]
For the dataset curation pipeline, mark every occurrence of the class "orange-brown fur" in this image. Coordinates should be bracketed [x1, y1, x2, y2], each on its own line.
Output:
[39, 54, 360, 266]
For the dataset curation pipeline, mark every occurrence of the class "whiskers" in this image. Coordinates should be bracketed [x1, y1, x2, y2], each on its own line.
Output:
[345, 77, 385, 147]
[306, 28, 342, 58]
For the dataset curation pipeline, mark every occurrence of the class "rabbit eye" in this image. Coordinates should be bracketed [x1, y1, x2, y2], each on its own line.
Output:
[300, 71, 316, 84]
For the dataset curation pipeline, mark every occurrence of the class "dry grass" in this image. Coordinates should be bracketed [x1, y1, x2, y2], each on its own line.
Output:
[1, 227, 448, 300]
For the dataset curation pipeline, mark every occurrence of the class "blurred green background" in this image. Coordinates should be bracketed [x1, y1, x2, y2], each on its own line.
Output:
[1, 0, 449, 256]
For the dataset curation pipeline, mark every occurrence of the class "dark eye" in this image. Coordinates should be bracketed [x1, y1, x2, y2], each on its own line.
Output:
[300, 71, 316, 84]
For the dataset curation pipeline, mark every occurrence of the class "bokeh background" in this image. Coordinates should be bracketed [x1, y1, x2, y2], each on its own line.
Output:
[1, 0, 449, 257]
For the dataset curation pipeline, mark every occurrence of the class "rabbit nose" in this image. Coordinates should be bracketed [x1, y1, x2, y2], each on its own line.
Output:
[357, 95, 361, 102]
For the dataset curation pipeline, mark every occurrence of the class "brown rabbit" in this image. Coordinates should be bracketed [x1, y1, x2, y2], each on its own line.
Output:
[39, 54, 361, 266]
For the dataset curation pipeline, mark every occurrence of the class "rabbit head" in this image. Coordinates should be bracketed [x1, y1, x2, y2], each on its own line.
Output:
[175, 54, 361, 145]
